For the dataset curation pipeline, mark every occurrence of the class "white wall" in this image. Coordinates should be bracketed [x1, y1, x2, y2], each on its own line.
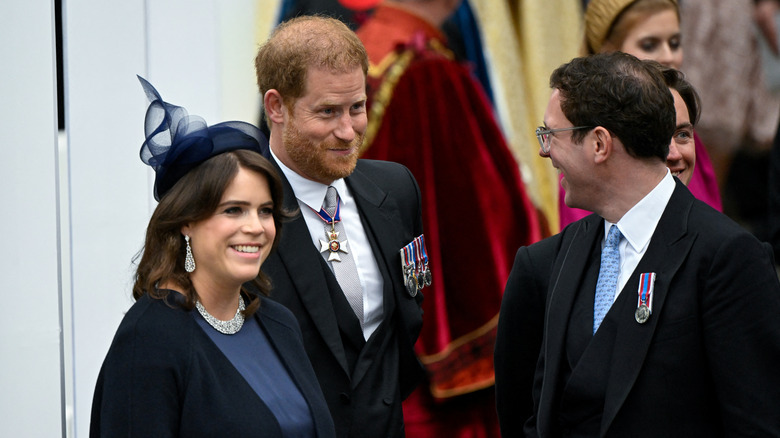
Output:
[0, 1, 64, 436]
[0, 0, 276, 436]
[63, 2, 150, 436]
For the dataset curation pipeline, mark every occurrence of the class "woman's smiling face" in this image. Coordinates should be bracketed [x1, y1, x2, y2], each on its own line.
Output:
[183, 167, 276, 292]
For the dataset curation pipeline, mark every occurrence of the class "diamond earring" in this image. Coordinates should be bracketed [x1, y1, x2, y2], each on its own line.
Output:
[184, 235, 196, 273]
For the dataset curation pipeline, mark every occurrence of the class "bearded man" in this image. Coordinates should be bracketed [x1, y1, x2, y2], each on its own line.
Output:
[253, 16, 425, 438]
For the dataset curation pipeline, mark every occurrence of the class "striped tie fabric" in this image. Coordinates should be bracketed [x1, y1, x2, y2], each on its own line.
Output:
[323, 186, 364, 328]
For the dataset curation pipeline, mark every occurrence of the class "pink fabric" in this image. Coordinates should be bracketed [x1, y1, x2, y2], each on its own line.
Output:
[558, 131, 723, 229]
[688, 132, 723, 211]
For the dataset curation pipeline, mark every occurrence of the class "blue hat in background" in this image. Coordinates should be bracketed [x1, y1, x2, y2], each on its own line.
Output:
[137, 75, 269, 201]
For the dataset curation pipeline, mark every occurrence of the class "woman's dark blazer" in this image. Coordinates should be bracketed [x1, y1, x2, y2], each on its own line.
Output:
[90, 293, 335, 437]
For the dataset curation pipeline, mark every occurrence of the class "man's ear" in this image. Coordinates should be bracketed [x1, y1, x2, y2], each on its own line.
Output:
[592, 126, 613, 164]
[264, 90, 286, 125]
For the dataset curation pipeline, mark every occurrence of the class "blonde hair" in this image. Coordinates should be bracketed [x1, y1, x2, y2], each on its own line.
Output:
[583, 0, 679, 55]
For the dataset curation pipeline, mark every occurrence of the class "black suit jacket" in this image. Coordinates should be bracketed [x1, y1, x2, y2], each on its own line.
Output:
[90, 294, 335, 437]
[496, 180, 780, 437]
[262, 158, 425, 438]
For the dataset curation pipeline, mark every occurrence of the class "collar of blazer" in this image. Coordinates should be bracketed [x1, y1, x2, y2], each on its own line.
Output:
[538, 180, 697, 436]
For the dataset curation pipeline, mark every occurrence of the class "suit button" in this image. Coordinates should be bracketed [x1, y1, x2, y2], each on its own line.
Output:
[339, 393, 351, 404]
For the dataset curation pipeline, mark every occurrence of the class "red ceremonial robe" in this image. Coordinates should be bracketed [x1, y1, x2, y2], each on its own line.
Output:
[357, 5, 542, 437]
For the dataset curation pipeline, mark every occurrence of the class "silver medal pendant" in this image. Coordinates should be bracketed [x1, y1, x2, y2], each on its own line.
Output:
[423, 267, 432, 286]
[635, 304, 650, 324]
[406, 274, 419, 297]
[403, 265, 418, 297]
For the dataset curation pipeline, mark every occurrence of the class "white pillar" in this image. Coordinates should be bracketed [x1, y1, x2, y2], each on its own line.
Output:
[0, 1, 64, 436]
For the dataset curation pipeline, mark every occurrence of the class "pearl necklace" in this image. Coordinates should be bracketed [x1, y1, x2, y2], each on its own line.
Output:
[195, 296, 246, 335]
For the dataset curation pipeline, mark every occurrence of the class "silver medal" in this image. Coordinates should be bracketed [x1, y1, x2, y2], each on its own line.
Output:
[406, 274, 418, 297]
[635, 304, 650, 324]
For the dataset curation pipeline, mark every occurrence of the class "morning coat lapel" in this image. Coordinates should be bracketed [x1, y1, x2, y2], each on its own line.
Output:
[343, 164, 403, 388]
[600, 181, 697, 435]
[270, 158, 350, 376]
[344, 164, 404, 319]
[538, 214, 602, 436]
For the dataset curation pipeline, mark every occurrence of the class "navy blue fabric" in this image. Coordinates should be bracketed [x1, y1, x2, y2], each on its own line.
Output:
[90, 293, 335, 437]
[450, 1, 493, 104]
[137, 76, 269, 200]
[194, 311, 315, 438]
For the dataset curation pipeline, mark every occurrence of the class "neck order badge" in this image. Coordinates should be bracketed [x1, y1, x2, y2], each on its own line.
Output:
[315, 186, 364, 327]
[315, 186, 350, 262]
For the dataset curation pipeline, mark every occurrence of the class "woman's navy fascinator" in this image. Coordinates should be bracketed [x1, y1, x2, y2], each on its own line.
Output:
[137, 75, 269, 201]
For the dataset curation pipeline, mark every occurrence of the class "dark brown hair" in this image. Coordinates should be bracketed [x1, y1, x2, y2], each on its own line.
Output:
[550, 52, 675, 161]
[660, 65, 701, 125]
[133, 150, 293, 316]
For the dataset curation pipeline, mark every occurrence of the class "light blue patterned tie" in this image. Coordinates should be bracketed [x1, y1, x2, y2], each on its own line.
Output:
[593, 225, 622, 334]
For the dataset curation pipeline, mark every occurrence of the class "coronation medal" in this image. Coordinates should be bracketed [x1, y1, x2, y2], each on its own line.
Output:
[635, 272, 656, 324]
[635, 305, 650, 324]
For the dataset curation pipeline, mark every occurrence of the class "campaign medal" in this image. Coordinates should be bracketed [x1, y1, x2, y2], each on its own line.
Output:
[422, 247, 432, 287]
[413, 237, 426, 290]
[635, 272, 656, 324]
[400, 235, 430, 297]
[314, 199, 348, 262]
[416, 235, 432, 287]
[400, 244, 418, 297]
[416, 272, 425, 290]
[406, 269, 419, 297]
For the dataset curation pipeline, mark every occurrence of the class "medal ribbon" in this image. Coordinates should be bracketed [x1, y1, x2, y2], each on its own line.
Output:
[413, 237, 423, 277]
[402, 243, 416, 271]
[311, 194, 341, 225]
[637, 272, 655, 311]
[400, 235, 430, 294]
[418, 235, 428, 266]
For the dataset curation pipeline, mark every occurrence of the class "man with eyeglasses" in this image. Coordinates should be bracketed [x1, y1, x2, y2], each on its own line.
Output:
[494, 52, 780, 437]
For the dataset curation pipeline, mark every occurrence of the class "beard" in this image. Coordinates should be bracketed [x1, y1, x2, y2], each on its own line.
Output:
[282, 118, 362, 184]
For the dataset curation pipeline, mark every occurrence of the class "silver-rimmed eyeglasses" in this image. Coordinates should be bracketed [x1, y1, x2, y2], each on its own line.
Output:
[535, 126, 593, 154]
